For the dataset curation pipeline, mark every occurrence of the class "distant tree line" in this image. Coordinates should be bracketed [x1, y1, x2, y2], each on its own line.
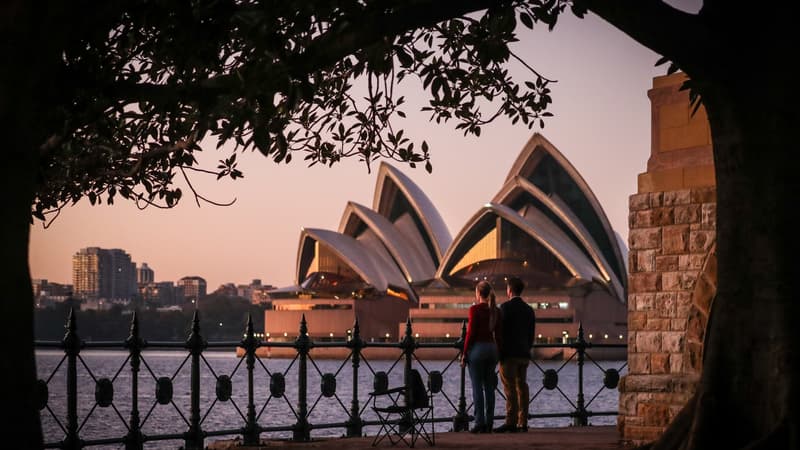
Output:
[35, 294, 267, 342]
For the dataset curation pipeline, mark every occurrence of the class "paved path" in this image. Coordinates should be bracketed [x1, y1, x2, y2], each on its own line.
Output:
[210, 426, 636, 450]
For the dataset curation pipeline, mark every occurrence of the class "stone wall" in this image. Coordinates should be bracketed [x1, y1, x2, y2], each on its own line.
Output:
[618, 73, 717, 445]
[619, 187, 716, 443]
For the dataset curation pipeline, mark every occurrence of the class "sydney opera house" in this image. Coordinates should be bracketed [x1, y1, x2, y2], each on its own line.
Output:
[266, 133, 628, 358]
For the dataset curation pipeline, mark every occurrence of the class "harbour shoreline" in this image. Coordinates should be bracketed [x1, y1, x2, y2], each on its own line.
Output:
[236, 345, 626, 361]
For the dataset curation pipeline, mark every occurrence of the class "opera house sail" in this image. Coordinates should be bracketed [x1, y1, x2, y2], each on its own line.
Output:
[266, 133, 627, 359]
[265, 162, 452, 348]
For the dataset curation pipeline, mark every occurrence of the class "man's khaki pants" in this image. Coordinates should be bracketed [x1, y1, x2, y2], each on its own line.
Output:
[499, 357, 530, 427]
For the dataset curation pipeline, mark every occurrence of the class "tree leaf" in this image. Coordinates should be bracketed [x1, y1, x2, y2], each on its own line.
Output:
[520, 12, 534, 29]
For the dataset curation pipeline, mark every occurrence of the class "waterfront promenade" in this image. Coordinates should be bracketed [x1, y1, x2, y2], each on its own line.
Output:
[36, 313, 630, 449]
[210, 426, 634, 449]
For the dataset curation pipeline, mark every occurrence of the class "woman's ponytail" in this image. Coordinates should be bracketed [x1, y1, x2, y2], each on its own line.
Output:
[488, 290, 497, 331]
[476, 280, 498, 331]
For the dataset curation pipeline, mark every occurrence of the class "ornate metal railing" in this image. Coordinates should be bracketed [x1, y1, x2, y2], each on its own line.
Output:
[34, 309, 627, 449]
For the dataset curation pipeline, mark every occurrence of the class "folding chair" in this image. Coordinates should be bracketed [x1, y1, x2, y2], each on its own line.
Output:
[370, 369, 435, 447]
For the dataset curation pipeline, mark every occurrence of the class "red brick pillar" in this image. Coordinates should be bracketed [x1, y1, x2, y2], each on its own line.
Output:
[618, 73, 717, 445]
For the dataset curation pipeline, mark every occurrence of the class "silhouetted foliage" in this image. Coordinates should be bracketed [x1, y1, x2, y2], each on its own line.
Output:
[25, 0, 555, 224]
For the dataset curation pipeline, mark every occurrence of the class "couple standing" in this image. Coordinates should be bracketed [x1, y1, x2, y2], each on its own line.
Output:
[459, 277, 536, 434]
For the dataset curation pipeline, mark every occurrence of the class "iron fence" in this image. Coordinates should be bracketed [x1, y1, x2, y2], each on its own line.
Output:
[34, 309, 627, 449]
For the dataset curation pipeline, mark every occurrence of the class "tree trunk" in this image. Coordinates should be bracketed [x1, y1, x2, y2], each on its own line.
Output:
[0, 2, 56, 443]
[649, 77, 800, 449]
[0, 127, 41, 446]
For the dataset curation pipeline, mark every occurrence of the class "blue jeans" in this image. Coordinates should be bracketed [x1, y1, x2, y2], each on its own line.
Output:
[467, 342, 499, 427]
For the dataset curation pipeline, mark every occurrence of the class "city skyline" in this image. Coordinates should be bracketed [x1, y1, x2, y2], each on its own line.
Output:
[36, 246, 274, 295]
[35, 248, 263, 293]
[30, 11, 672, 291]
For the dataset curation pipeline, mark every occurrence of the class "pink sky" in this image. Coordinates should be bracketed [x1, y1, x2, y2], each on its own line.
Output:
[29, 11, 674, 291]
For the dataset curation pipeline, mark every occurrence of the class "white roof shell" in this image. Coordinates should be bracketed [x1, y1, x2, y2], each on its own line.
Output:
[436, 202, 604, 287]
[493, 176, 625, 302]
[339, 201, 436, 283]
[504, 133, 627, 287]
[372, 162, 452, 265]
[295, 228, 410, 296]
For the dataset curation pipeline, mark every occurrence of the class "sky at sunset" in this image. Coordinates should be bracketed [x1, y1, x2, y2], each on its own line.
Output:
[29, 9, 690, 291]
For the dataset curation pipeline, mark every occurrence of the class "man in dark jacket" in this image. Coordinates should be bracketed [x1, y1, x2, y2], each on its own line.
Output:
[493, 276, 536, 433]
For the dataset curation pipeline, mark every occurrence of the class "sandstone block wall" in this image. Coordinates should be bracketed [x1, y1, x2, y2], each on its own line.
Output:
[618, 187, 716, 444]
[618, 71, 718, 445]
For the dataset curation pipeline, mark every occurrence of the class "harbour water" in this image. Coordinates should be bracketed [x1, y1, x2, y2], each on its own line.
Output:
[36, 349, 626, 449]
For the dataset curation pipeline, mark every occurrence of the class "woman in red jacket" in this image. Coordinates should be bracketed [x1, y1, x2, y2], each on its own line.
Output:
[460, 280, 503, 433]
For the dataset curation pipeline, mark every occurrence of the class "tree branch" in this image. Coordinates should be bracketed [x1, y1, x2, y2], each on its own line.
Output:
[583, 0, 716, 73]
[107, 78, 235, 106]
[291, 0, 502, 77]
[108, 1, 501, 106]
[179, 167, 236, 208]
